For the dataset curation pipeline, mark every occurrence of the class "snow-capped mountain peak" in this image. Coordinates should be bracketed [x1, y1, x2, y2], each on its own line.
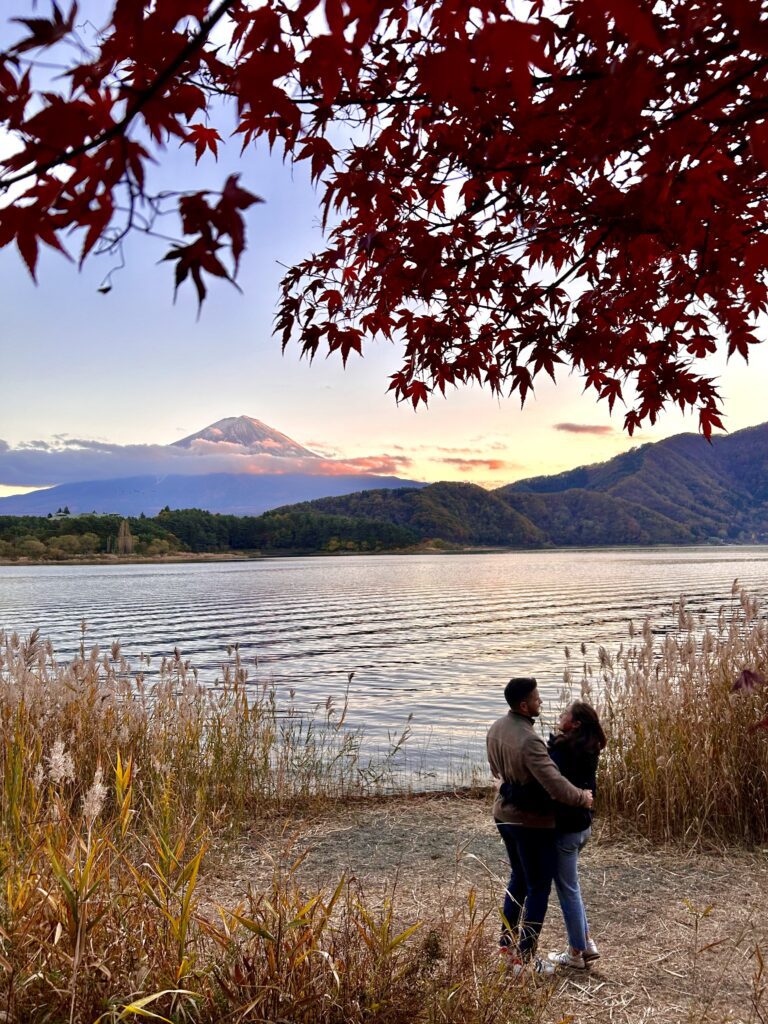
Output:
[173, 416, 318, 458]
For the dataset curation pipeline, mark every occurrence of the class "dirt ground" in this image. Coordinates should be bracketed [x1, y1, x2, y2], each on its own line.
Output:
[200, 792, 768, 1024]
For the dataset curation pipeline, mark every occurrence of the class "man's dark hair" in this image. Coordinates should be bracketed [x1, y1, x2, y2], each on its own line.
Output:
[504, 677, 537, 710]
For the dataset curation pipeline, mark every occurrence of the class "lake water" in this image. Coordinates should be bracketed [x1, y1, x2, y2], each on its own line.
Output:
[1, 548, 767, 778]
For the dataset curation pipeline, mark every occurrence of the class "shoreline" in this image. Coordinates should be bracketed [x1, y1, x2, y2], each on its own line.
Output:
[1, 539, 765, 568]
[2, 602, 766, 1022]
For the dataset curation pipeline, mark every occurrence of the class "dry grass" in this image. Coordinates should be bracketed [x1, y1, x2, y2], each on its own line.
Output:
[0, 628, 546, 1023]
[209, 794, 767, 1024]
[573, 582, 768, 847]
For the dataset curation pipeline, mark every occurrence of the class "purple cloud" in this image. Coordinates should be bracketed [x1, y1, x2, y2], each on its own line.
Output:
[554, 423, 614, 436]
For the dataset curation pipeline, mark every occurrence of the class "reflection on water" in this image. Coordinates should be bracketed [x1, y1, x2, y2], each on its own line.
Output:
[1, 548, 766, 772]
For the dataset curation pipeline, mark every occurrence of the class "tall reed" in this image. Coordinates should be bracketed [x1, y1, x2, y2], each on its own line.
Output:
[571, 583, 768, 846]
[0, 628, 380, 838]
[0, 629, 546, 1022]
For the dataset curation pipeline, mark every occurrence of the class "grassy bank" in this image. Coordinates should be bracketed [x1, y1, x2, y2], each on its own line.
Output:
[0, 583, 767, 1020]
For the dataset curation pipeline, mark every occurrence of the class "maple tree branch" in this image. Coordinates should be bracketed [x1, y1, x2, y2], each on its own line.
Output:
[0, 0, 238, 194]
[198, 78, 428, 109]
[294, 90, 426, 107]
[12, 56, 73, 71]
[643, 55, 768, 141]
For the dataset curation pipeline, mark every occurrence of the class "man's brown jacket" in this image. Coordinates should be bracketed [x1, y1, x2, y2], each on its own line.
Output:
[487, 711, 591, 828]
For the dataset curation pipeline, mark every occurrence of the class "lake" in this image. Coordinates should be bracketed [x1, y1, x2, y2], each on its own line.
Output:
[1, 547, 767, 778]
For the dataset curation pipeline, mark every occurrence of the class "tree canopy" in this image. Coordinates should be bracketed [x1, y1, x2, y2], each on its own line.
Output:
[1, 0, 766, 434]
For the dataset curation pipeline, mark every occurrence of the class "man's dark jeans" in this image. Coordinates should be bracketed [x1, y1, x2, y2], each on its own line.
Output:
[495, 821, 557, 959]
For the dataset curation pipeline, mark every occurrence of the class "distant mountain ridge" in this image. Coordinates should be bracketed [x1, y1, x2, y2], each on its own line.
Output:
[172, 415, 318, 458]
[505, 423, 768, 542]
[281, 423, 768, 547]
[0, 473, 424, 519]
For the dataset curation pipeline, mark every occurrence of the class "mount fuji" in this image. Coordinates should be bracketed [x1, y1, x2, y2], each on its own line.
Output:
[172, 415, 319, 458]
[0, 416, 422, 517]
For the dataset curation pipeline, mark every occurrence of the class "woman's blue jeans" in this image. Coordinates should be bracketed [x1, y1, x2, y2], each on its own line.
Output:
[554, 827, 591, 951]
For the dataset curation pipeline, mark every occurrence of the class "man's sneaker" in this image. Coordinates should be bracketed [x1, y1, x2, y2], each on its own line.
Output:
[498, 946, 524, 976]
[530, 956, 557, 976]
[548, 948, 587, 970]
[502, 953, 556, 977]
[508, 959, 526, 977]
[583, 938, 600, 963]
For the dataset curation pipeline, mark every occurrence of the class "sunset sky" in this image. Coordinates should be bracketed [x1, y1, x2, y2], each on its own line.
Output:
[2, 6, 768, 499]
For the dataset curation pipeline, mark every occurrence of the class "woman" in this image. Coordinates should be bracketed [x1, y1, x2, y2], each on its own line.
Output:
[547, 701, 606, 970]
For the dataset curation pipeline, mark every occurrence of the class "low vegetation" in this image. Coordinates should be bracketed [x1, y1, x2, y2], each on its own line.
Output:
[0, 507, 418, 561]
[0, 583, 766, 1019]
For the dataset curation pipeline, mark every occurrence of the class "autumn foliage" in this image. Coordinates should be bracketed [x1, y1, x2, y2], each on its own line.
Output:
[1, 0, 767, 433]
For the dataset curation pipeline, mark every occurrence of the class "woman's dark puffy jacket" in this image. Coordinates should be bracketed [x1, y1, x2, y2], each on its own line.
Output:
[498, 733, 598, 833]
[547, 734, 597, 833]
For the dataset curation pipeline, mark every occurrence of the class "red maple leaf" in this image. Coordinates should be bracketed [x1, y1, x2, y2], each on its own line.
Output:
[183, 123, 222, 164]
[11, 2, 77, 53]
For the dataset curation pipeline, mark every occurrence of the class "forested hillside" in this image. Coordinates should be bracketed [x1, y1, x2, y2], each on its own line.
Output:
[282, 483, 545, 546]
[508, 423, 768, 543]
[287, 480, 698, 548]
[500, 490, 694, 547]
[288, 423, 768, 547]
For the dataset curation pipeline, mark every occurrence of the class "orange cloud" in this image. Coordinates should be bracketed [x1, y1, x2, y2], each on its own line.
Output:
[304, 440, 341, 458]
[383, 441, 511, 456]
[436, 457, 513, 472]
[303, 454, 414, 476]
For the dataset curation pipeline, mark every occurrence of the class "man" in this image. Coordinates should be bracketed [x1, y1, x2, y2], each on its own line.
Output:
[487, 676, 593, 974]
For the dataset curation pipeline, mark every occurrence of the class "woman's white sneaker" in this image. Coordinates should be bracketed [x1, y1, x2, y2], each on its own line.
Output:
[530, 957, 557, 976]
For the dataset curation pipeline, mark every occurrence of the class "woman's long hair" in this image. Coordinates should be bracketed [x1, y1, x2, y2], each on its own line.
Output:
[557, 701, 607, 756]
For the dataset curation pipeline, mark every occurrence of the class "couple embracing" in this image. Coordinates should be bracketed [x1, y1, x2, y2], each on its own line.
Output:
[487, 676, 606, 976]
